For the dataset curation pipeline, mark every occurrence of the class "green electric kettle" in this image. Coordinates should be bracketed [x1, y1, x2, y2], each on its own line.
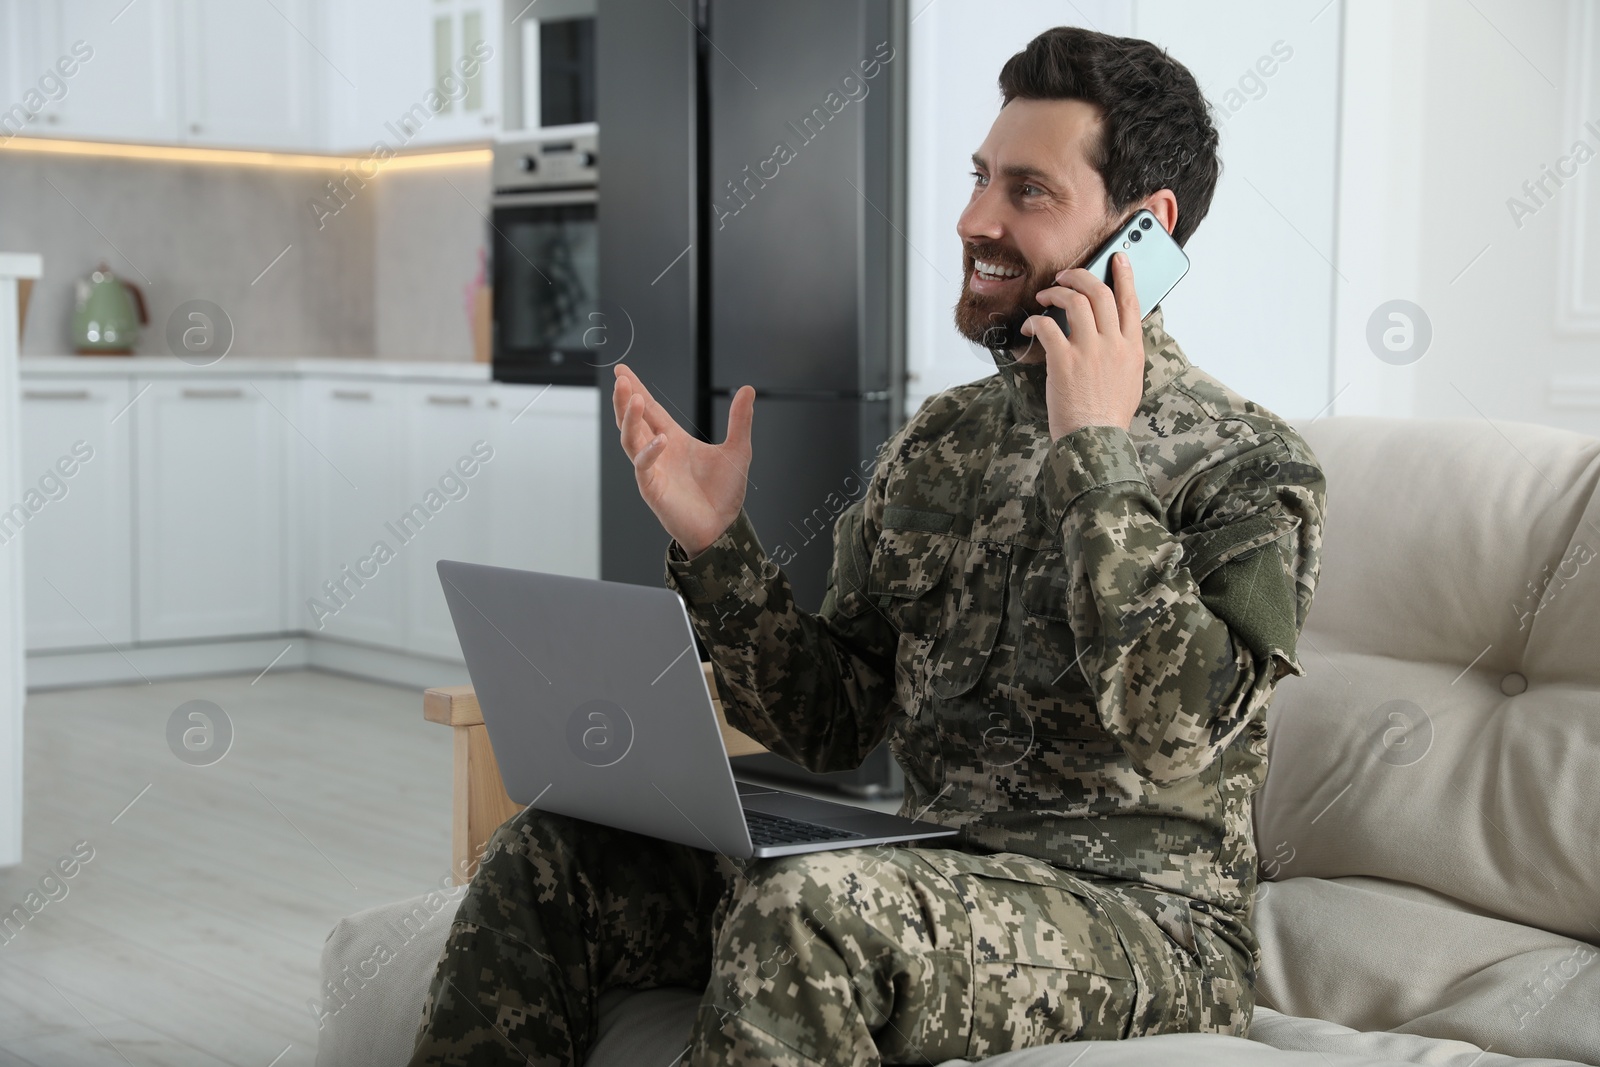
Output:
[72, 263, 147, 355]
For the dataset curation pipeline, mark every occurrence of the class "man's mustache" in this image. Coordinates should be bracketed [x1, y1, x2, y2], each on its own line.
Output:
[965, 246, 1031, 274]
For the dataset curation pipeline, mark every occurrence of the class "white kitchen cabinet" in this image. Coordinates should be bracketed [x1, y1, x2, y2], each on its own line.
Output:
[485, 382, 599, 579]
[0, 0, 311, 150]
[3, 0, 184, 144]
[17, 364, 598, 681]
[314, 0, 505, 153]
[17, 379, 133, 651]
[297, 378, 410, 647]
[178, 0, 317, 149]
[1, 0, 502, 153]
[324, 0, 501, 152]
[319, 0, 426, 153]
[134, 378, 288, 641]
[408, 0, 502, 146]
[400, 381, 494, 659]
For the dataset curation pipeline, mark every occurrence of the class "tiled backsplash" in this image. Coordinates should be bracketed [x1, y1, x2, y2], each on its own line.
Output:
[0, 151, 491, 360]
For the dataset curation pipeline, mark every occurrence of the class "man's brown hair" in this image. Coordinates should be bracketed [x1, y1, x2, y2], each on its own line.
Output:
[999, 27, 1221, 247]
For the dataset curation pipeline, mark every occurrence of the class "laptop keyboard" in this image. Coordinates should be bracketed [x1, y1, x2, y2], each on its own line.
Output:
[743, 809, 864, 848]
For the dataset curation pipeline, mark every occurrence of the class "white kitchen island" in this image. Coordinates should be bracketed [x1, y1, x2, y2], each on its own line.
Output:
[15, 356, 600, 692]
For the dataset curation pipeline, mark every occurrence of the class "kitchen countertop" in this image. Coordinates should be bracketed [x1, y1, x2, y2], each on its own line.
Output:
[19, 356, 510, 383]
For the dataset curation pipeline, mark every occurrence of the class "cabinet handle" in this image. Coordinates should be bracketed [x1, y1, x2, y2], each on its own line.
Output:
[426, 394, 472, 406]
[23, 389, 90, 401]
[181, 387, 244, 399]
[331, 389, 373, 401]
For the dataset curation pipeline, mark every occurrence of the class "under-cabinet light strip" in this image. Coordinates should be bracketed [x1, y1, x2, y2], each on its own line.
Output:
[0, 134, 492, 172]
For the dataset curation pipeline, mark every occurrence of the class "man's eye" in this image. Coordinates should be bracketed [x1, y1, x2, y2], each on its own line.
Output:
[1019, 183, 1039, 196]
[970, 170, 987, 186]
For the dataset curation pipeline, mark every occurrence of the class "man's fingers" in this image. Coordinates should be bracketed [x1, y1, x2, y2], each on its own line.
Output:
[612, 367, 631, 430]
[613, 364, 649, 432]
[1053, 268, 1119, 336]
[614, 364, 676, 440]
[1020, 311, 1067, 351]
[611, 369, 630, 431]
[1110, 252, 1143, 343]
[1034, 285, 1092, 344]
[617, 391, 641, 459]
[619, 393, 658, 460]
[632, 432, 667, 477]
[724, 385, 756, 453]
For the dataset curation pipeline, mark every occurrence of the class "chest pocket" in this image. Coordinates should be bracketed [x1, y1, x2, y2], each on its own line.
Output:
[867, 523, 957, 635]
[867, 512, 1006, 701]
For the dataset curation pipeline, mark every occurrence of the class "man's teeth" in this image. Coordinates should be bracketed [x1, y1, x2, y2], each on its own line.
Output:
[974, 259, 1022, 280]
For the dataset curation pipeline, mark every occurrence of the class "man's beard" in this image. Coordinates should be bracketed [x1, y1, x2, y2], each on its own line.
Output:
[951, 221, 1116, 362]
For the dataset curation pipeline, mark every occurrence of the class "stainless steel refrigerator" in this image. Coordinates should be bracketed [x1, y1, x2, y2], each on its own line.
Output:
[598, 0, 909, 795]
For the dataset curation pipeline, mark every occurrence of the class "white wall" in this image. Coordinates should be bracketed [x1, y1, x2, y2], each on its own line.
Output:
[904, 1, 1132, 411]
[1133, 0, 1341, 422]
[1331, 0, 1600, 437]
[905, 0, 1342, 423]
[1325, 0, 1428, 420]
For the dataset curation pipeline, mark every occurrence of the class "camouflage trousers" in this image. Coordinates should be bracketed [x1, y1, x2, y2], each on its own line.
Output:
[408, 806, 1254, 1066]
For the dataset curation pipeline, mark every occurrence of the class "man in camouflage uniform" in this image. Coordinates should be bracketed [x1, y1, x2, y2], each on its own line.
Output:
[410, 25, 1326, 1067]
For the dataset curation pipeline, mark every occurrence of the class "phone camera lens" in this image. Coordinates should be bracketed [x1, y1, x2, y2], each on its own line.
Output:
[1139, 217, 1153, 230]
[1129, 229, 1143, 242]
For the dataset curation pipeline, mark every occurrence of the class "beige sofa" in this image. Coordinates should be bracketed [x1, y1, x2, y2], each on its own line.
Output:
[316, 415, 1600, 1067]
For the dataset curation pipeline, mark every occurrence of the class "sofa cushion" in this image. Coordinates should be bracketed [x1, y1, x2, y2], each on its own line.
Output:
[1259, 417, 1600, 945]
[314, 887, 467, 1067]
[586, 992, 1597, 1067]
[1254, 875, 1600, 1064]
[319, 891, 1592, 1067]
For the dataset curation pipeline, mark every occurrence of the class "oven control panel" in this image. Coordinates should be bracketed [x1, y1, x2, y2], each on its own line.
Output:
[493, 132, 598, 193]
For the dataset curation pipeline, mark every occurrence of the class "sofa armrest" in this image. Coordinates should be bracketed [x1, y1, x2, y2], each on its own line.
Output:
[424, 661, 767, 885]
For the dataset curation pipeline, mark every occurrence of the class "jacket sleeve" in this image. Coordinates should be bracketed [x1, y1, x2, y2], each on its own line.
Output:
[1035, 422, 1326, 785]
[661, 451, 901, 774]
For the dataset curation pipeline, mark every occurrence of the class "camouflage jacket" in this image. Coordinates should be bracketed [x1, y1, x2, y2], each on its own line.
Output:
[663, 307, 1326, 969]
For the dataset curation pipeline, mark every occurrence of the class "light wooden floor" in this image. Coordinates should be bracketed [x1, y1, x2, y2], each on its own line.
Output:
[0, 668, 904, 1067]
[0, 668, 455, 1067]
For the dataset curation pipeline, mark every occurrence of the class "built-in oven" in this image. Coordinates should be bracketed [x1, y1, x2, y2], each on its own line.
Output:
[490, 132, 599, 386]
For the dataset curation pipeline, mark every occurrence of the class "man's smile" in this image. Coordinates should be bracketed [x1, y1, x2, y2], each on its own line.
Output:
[967, 256, 1027, 295]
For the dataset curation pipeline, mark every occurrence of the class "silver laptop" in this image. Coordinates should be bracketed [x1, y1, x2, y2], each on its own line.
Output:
[437, 559, 958, 858]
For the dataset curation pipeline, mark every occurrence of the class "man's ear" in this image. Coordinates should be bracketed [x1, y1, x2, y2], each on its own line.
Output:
[1143, 189, 1179, 236]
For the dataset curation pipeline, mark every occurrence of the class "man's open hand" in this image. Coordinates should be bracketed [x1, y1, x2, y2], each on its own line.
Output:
[612, 364, 755, 559]
[1020, 250, 1146, 441]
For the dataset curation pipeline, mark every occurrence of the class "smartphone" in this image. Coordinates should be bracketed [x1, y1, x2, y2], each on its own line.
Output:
[1021, 208, 1190, 345]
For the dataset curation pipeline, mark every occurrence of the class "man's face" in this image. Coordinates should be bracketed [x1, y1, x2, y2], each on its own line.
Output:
[954, 97, 1120, 363]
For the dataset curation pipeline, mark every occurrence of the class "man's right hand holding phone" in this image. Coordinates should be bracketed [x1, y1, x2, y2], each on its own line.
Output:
[612, 363, 756, 559]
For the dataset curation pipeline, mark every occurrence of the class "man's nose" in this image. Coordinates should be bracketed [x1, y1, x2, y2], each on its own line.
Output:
[957, 188, 1005, 244]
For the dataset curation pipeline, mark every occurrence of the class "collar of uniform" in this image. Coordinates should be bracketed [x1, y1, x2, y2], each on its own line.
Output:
[991, 306, 1189, 427]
